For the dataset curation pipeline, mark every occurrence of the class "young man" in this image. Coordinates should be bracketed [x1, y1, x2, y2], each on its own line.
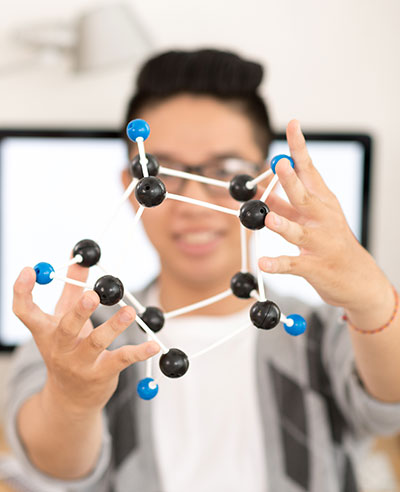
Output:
[9, 49, 400, 492]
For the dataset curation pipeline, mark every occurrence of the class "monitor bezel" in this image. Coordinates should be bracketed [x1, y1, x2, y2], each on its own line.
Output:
[0, 128, 372, 351]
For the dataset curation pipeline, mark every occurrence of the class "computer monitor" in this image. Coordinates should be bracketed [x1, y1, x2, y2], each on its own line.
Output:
[0, 129, 371, 349]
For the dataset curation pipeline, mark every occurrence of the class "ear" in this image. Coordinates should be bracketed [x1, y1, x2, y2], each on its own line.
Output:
[121, 168, 139, 212]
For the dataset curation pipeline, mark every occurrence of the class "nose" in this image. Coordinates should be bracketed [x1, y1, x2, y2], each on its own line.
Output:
[177, 177, 212, 202]
[170, 178, 217, 218]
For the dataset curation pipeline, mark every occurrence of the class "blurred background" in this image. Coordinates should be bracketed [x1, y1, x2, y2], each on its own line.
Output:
[0, 0, 399, 490]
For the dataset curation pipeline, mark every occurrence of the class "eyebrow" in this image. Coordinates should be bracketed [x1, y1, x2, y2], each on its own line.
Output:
[150, 151, 250, 165]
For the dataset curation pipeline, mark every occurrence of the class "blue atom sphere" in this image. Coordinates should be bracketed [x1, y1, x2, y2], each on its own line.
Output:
[126, 119, 150, 142]
[33, 262, 54, 285]
[284, 314, 307, 336]
[270, 154, 295, 174]
[137, 377, 159, 400]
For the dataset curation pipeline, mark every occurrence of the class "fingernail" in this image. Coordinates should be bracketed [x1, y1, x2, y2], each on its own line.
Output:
[19, 269, 31, 283]
[119, 309, 134, 323]
[273, 214, 282, 227]
[260, 259, 273, 271]
[276, 158, 293, 174]
[283, 159, 294, 172]
[146, 342, 160, 355]
[82, 295, 95, 310]
[295, 120, 305, 140]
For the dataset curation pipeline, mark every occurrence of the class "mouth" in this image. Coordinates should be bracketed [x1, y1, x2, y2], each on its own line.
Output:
[173, 230, 224, 256]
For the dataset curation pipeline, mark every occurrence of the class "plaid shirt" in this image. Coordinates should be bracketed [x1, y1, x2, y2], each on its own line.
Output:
[7, 283, 400, 492]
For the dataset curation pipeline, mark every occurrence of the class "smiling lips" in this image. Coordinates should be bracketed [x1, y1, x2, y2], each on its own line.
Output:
[173, 230, 224, 256]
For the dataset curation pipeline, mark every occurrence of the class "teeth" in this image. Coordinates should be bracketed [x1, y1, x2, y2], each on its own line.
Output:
[180, 232, 218, 244]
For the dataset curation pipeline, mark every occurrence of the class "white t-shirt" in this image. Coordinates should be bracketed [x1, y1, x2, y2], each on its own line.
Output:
[146, 285, 268, 492]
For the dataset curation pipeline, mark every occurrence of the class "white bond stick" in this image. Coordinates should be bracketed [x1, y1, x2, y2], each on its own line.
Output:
[135, 137, 148, 177]
[246, 168, 273, 189]
[260, 174, 279, 203]
[146, 335, 153, 378]
[135, 315, 169, 353]
[130, 204, 145, 231]
[99, 178, 138, 241]
[123, 290, 146, 315]
[190, 323, 252, 361]
[96, 262, 109, 275]
[50, 274, 92, 289]
[159, 166, 230, 189]
[165, 289, 232, 320]
[96, 262, 116, 278]
[118, 299, 168, 352]
[280, 313, 294, 327]
[250, 289, 260, 301]
[240, 224, 248, 272]
[53, 254, 83, 272]
[255, 231, 266, 302]
[166, 193, 238, 216]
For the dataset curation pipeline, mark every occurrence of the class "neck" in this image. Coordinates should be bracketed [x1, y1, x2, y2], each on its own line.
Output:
[158, 270, 253, 316]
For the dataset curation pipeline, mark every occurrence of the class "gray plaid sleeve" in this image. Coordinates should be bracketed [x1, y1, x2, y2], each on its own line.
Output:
[320, 305, 400, 437]
[5, 339, 112, 491]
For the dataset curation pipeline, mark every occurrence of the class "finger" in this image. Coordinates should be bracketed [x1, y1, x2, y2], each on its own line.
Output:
[13, 267, 55, 333]
[78, 306, 136, 361]
[264, 192, 301, 223]
[98, 341, 160, 377]
[286, 120, 332, 199]
[258, 254, 308, 277]
[252, 168, 275, 192]
[264, 211, 314, 249]
[274, 158, 321, 217]
[56, 290, 100, 350]
[55, 262, 90, 317]
[254, 177, 301, 223]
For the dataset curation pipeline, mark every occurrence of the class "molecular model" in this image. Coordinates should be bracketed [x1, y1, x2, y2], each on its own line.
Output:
[33, 119, 307, 401]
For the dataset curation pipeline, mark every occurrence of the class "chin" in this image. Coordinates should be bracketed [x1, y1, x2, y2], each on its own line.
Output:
[160, 237, 241, 288]
[177, 258, 237, 289]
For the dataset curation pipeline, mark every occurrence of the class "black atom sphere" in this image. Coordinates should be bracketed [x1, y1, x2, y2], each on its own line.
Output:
[130, 153, 160, 179]
[229, 174, 257, 202]
[94, 275, 124, 306]
[239, 200, 270, 230]
[250, 300, 281, 330]
[139, 306, 165, 333]
[159, 348, 189, 378]
[72, 239, 101, 267]
[231, 272, 258, 299]
[135, 176, 166, 207]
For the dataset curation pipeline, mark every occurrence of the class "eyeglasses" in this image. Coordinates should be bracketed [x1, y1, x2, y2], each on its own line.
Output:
[157, 157, 263, 197]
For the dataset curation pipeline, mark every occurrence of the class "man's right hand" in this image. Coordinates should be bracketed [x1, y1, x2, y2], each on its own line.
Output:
[12, 262, 160, 417]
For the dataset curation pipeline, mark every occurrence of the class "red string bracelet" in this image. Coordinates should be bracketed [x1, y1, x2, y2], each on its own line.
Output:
[342, 287, 399, 335]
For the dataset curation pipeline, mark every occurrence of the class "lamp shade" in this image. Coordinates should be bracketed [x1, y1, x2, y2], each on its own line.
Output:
[74, 4, 152, 72]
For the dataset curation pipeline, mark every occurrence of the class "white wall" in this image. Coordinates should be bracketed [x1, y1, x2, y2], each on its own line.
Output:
[0, 0, 399, 284]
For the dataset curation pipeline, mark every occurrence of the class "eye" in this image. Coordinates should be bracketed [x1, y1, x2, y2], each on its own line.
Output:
[213, 167, 233, 178]
[158, 161, 187, 180]
[221, 158, 248, 174]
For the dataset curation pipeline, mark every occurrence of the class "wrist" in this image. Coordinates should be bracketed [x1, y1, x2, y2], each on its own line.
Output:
[41, 379, 101, 422]
[344, 280, 396, 332]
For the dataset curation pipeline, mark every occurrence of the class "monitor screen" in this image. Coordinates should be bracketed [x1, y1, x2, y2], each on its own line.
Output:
[0, 129, 371, 348]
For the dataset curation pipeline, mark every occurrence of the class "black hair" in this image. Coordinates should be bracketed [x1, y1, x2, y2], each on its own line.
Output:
[124, 49, 275, 157]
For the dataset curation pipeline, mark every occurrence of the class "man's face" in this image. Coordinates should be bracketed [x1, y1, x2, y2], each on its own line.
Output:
[123, 94, 264, 289]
